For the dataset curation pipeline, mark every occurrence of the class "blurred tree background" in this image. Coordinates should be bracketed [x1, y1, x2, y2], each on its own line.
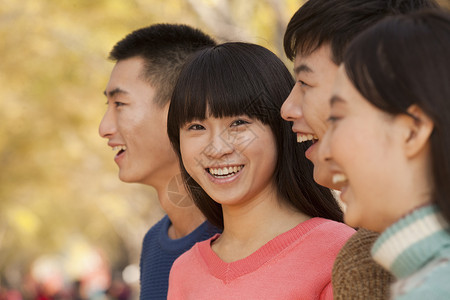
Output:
[0, 0, 302, 298]
[1, 0, 449, 298]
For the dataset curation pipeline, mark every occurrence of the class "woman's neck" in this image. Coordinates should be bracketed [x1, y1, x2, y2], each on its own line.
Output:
[212, 192, 310, 262]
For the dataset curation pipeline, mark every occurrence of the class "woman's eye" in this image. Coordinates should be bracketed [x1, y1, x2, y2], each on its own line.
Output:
[231, 119, 250, 127]
[187, 124, 205, 130]
[327, 115, 341, 123]
[114, 101, 125, 107]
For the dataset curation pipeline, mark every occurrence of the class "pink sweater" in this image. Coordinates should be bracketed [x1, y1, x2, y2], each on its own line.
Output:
[168, 218, 355, 299]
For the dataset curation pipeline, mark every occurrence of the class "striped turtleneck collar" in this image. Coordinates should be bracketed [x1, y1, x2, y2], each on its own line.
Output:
[371, 205, 450, 279]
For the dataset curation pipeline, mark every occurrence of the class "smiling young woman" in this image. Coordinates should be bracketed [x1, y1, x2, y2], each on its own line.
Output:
[321, 9, 450, 298]
[166, 42, 354, 299]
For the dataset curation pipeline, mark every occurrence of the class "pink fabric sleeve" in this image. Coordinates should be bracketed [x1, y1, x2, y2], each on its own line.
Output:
[320, 281, 333, 300]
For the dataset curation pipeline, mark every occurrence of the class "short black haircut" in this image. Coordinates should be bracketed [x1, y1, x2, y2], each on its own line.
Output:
[284, 0, 440, 64]
[109, 24, 216, 106]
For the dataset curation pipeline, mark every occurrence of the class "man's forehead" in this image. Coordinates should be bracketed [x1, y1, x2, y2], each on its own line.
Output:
[293, 62, 313, 76]
[293, 51, 316, 75]
[293, 45, 335, 75]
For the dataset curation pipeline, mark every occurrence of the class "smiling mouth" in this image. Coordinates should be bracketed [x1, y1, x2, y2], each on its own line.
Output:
[297, 133, 319, 144]
[113, 145, 127, 156]
[206, 165, 244, 178]
[332, 173, 349, 192]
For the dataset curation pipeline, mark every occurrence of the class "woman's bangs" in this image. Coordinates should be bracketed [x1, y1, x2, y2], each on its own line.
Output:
[182, 54, 270, 124]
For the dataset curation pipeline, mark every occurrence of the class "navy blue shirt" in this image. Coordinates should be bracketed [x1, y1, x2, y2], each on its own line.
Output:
[139, 215, 220, 299]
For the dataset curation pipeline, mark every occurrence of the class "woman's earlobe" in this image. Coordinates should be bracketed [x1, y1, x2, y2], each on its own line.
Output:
[403, 105, 434, 158]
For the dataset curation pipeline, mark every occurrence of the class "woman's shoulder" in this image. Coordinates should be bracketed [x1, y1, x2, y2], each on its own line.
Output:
[332, 228, 393, 300]
[285, 218, 355, 255]
[308, 217, 356, 238]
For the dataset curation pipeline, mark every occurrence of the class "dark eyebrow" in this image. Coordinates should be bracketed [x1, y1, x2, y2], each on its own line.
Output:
[293, 64, 313, 76]
[103, 87, 127, 98]
[330, 95, 345, 107]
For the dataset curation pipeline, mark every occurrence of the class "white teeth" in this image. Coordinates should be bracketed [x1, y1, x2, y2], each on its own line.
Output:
[208, 165, 243, 177]
[332, 173, 348, 185]
[112, 145, 127, 152]
[297, 134, 319, 143]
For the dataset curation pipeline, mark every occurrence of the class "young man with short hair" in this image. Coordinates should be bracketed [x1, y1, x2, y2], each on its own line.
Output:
[281, 1, 440, 298]
[99, 24, 218, 299]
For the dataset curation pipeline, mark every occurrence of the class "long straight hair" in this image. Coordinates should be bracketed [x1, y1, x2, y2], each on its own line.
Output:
[344, 9, 450, 224]
[168, 42, 343, 229]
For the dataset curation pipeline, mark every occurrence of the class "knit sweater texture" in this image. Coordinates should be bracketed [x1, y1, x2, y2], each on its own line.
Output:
[371, 205, 450, 299]
[139, 215, 220, 300]
[332, 228, 393, 299]
[168, 217, 355, 299]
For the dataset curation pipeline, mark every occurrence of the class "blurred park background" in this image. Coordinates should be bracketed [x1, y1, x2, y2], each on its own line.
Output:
[1, 0, 449, 299]
[0, 0, 301, 299]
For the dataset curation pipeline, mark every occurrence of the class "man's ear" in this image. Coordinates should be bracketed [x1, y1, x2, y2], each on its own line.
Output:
[402, 104, 434, 158]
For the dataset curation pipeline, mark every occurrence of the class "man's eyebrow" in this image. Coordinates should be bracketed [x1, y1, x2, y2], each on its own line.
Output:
[330, 95, 345, 106]
[103, 87, 127, 98]
[293, 64, 313, 75]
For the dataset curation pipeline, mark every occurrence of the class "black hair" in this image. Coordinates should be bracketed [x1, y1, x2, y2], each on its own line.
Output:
[284, 0, 440, 64]
[343, 9, 450, 224]
[167, 42, 343, 229]
[109, 23, 216, 106]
